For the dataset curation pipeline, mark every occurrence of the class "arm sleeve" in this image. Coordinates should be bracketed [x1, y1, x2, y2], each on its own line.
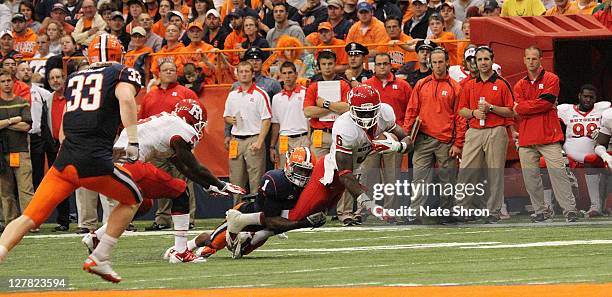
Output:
[117, 65, 143, 92]
[514, 79, 557, 116]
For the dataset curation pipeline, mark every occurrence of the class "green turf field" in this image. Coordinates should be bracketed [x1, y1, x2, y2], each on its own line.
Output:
[1, 216, 611, 292]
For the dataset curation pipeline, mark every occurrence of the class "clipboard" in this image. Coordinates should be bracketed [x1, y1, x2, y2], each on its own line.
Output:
[410, 116, 421, 141]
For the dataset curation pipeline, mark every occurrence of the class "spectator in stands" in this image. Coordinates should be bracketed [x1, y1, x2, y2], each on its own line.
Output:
[0, 31, 20, 61]
[344, 42, 373, 87]
[593, 1, 611, 31]
[576, 0, 597, 14]
[0, 69, 34, 231]
[45, 35, 83, 85]
[190, 0, 214, 23]
[373, 0, 402, 22]
[44, 20, 62, 55]
[178, 63, 205, 95]
[307, 22, 348, 73]
[224, 12, 247, 66]
[224, 61, 271, 203]
[397, 39, 436, 87]
[326, 0, 352, 40]
[398, 0, 413, 23]
[124, 26, 154, 80]
[453, 0, 483, 21]
[513, 45, 578, 223]
[99, 3, 115, 25]
[203, 9, 228, 49]
[427, 13, 458, 65]
[404, 0, 431, 39]
[72, 0, 106, 47]
[243, 16, 271, 60]
[172, 0, 191, 19]
[269, 61, 309, 168]
[181, 21, 224, 84]
[545, 0, 580, 15]
[457, 19, 470, 60]
[428, 0, 444, 13]
[501, 0, 545, 16]
[39, 3, 74, 35]
[12, 13, 37, 59]
[263, 35, 307, 79]
[261, 0, 301, 33]
[107, 11, 131, 50]
[152, 0, 173, 38]
[19, 2, 41, 33]
[145, 0, 160, 19]
[238, 47, 282, 98]
[151, 24, 185, 80]
[297, 0, 328, 35]
[29, 34, 53, 84]
[303, 50, 350, 159]
[64, 0, 81, 26]
[343, 0, 359, 21]
[126, 0, 146, 29]
[482, 0, 502, 16]
[167, 10, 189, 45]
[221, 0, 259, 31]
[134, 13, 163, 51]
[2, 57, 31, 102]
[267, 3, 305, 47]
[346, 2, 386, 53]
[379, 15, 418, 72]
[430, 2, 464, 39]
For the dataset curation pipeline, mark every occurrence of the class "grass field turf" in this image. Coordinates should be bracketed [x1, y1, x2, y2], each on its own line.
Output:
[0, 216, 611, 295]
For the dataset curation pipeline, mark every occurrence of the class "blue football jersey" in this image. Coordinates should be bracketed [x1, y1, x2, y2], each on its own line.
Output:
[256, 169, 304, 216]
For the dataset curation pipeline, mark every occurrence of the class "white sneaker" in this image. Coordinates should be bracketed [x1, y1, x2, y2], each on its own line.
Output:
[276, 232, 288, 240]
[168, 250, 207, 263]
[162, 246, 175, 260]
[226, 232, 250, 259]
[225, 209, 248, 234]
[83, 255, 121, 283]
[81, 231, 99, 254]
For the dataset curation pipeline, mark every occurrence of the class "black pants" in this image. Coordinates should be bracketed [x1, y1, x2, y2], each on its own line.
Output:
[30, 134, 70, 227]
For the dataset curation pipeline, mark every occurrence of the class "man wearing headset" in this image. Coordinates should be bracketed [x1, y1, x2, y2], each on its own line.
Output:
[456, 46, 516, 223]
[402, 46, 465, 225]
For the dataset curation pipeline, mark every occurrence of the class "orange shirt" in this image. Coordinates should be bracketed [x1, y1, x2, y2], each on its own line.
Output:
[545, 1, 580, 15]
[220, 0, 261, 22]
[13, 81, 31, 104]
[345, 18, 387, 46]
[13, 28, 38, 59]
[378, 33, 417, 70]
[431, 31, 458, 66]
[180, 42, 217, 83]
[151, 20, 167, 38]
[124, 46, 154, 68]
[313, 38, 348, 65]
[458, 72, 515, 129]
[223, 31, 246, 66]
[576, 1, 596, 14]
[151, 43, 185, 76]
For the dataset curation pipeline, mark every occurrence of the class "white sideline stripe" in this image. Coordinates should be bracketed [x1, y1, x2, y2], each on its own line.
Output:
[460, 239, 612, 249]
[257, 242, 501, 253]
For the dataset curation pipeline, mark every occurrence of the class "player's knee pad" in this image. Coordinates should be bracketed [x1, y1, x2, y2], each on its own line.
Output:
[170, 190, 189, 214]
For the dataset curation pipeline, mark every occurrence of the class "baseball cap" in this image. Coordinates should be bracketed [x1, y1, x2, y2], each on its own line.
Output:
[110, 11, 124, 20]
[327, 0, 343, 8]
[415, 39, 438, 52]
[317, 22, 332, 32]
[227, 10, 245, 19]
[51, 3, 67, 13]
[345, 42, 369, 56]
[131, 26, 146, 36]
[168, 10, 185, 22]
[356, 2, 373, 12]
[464, 47, 476, 60]
[412, 0, 426, 4]
[242, 47, 264, 61]
[483, 0, 499, 11]
[127, 0, 145, 7]
[205, 9, 220, 18]
[12, 13, 26, 22]
[441, 2, 455, 10]
[188, 21, 203, 31]
[0, 30, 13, 38]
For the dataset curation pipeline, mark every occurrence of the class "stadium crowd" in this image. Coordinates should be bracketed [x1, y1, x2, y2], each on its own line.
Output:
[0, 0, 611, 234]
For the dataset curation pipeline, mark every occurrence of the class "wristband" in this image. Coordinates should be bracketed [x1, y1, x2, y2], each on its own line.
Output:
[126, 125, 138, 143]
[322, 100, 331, 109]
[471, 110, 475, 118]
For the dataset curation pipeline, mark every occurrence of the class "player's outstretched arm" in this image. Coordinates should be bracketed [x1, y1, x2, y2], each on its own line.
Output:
[594, 132, 612, 165]
[336, 151, 380, 217]
[116, 82, 139, 162]
[170, 137, 226, 189]
[264, 213, 326, 233]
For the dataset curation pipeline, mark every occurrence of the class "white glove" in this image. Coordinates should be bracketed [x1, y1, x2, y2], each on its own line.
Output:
[357, 193, 383, 219]
[372, 133, 406, 154]
[205, 182, 246, 195]
[125, 143, 140, 163]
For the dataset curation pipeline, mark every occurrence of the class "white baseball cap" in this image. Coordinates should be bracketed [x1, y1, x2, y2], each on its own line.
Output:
[205, 9, 220, 18]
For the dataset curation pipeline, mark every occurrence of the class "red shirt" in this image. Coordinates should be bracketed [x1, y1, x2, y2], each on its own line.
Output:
[458, 72, 515, 129]
[51, 91, 66, 140]
[13, 81, 31, 103]
[513, 69, 564, 146]
[364, 73, 412, 125]
[139, 82, 198, 119]
[404, 74, 466, 147]
[303, 77, 350, 130]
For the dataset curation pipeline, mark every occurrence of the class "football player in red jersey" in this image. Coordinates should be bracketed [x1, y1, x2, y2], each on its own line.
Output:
[0, 34, 142, 283]
[83, 99, 246, 263]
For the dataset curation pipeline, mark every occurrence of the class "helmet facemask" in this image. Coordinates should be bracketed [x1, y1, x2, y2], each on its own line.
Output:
[350, 103, 380, 129]
[286, 161, 314, 187]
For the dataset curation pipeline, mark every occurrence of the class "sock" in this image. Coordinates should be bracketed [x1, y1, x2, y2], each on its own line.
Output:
[95, 223, 107, 239]
[251, 230, 274, 246]
[544, 189, 553, 209]
[92, 234, 118, 262]
[187, 238, 198, 251]
[585, 174, 601, 211]
[239, 212, 264, 226]
[172, 214, 190, 253]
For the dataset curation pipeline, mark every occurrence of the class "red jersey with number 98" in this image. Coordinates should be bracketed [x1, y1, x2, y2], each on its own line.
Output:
[54, 63, 142, 177]
[557, 101, 610, 163]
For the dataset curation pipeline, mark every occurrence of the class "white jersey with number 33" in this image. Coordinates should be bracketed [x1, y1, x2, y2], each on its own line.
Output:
[114, 112, 199, 162]
[557, 102, 610, 162]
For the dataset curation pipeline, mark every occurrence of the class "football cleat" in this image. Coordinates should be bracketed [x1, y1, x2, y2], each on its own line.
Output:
[168, 250, 207, 263]
[586, 209, 602, 218]
[81, 231, 99, 255]
[83, 255, 121, 283]
[225, 209, 248, 234]
[226, 232, 251, 260]
[195, 246, 218, 258]
[162, 247, 175, 260]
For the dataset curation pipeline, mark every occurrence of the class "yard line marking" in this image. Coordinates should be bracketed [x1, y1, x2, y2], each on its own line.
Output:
[257, 242, 501, 253]
[460, 239, 612, 249]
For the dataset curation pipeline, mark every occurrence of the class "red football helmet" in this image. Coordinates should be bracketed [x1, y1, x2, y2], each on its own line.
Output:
[347, 84, 381, 129]
[284, 146, 316, 187]
[173, 99, 208, 138]
[87, 33, 123, 64]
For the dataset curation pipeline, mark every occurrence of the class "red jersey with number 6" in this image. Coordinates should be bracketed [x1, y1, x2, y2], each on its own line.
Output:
[54, 63, 142, 177]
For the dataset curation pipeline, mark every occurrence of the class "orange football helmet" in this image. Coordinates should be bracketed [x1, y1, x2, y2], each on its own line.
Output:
[284, 146, 316, 187]
[87, 33, 124, 64]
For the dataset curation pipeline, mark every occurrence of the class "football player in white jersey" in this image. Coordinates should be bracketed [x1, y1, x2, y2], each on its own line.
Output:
[555, 84, 609, 217]
[83, 99, 245, 263]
